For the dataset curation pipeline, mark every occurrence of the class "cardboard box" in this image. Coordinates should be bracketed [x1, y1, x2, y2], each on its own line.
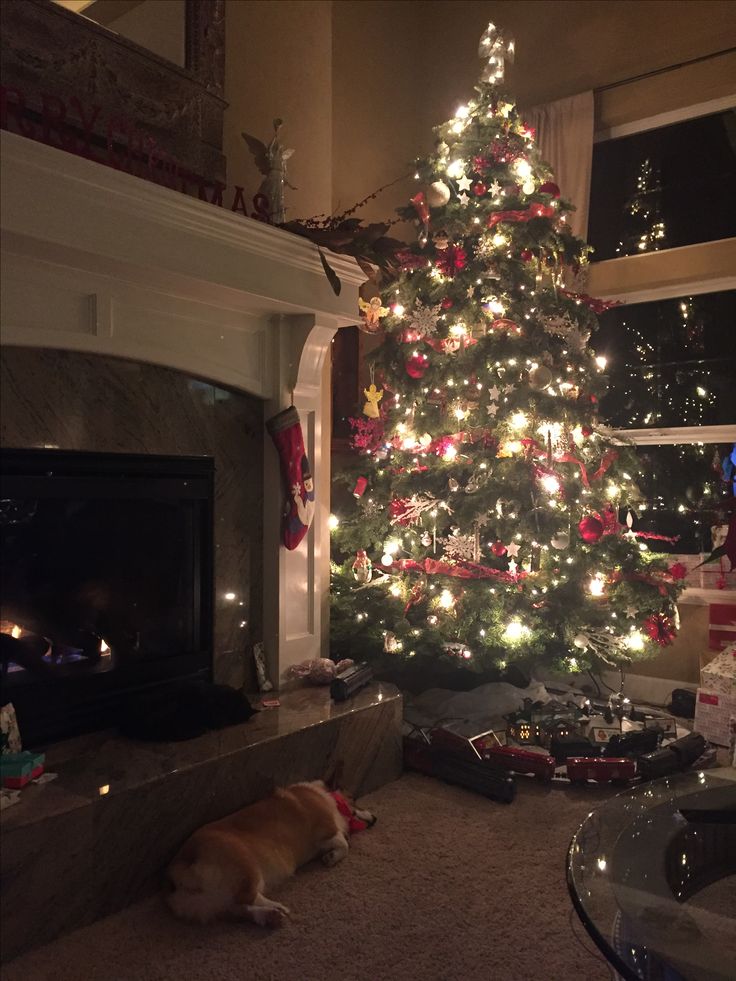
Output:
[708, 604, 736, 651]
[700, 645, 736, 696]
[694, 689, 736, 747]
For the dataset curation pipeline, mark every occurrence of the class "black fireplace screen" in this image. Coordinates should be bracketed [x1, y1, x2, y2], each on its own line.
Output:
[0, 449, 214, 744]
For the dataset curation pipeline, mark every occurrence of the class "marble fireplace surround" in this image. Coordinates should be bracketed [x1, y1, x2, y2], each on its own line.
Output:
[0, 130, 365, 684]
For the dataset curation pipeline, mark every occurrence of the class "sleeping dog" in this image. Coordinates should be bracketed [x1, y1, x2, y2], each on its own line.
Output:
[166, 781, 375, 927]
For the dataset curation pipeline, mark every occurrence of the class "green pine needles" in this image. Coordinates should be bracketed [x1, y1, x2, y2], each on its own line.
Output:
[330, 65, 684, 678]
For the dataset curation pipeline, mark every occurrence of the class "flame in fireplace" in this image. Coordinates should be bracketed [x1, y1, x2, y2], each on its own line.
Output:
[0, 621, 25, 640]
[100, 639, 110, 655]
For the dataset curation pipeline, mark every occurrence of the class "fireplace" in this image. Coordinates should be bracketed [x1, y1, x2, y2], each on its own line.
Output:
[1, 130, 364, 689]
[0, 447, 214, 745]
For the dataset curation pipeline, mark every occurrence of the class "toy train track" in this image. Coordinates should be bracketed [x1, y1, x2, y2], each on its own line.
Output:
[403, 725, 708, 799]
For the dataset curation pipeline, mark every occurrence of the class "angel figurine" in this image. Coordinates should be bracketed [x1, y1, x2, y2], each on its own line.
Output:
[241, 118, 295, 224]
[358, 296, 390, 334]
[362, 383, 383, 419]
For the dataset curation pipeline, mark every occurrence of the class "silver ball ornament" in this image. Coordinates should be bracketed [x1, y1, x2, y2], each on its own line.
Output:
[529, 365, 553, 389]
[550, 530, 570, 550]
[573, 634, 590, 650]
[426, 181, 451, 207]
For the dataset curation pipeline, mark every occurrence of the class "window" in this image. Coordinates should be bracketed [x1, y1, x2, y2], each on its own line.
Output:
[621, 442, 734, 592]
[589, 92, 736, 600]
[588, 109, 736, 261]
[594, 290, 736, 429]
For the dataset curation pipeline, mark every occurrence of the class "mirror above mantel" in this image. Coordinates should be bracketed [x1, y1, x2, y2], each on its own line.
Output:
[52, 0, 187, 69]
[1, 0, 226, 185]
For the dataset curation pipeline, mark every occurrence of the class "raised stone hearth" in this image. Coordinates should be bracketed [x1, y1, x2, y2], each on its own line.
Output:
[0, 682, 402, 962]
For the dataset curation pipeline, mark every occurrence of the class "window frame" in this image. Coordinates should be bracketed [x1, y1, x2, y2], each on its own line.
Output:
[590, 90, 736, 604]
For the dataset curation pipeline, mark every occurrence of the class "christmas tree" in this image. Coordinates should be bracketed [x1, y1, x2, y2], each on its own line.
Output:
[330, 24, 685, 677]
[616, 157, 668, 257]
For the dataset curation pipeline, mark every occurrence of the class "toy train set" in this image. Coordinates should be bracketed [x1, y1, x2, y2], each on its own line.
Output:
[403, 723, 708, 803]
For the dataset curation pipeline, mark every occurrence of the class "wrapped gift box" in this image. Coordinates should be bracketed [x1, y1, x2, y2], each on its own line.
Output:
[693, 689, 736, 747]
[700, 645, 736, 696]
[0, 751, 45, 789]
[708, 604, 736, 651]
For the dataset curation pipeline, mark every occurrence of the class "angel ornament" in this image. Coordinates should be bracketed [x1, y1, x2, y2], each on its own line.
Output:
[358, 296, 390, 334]
[363, 383, 384, 419]
[241, 118, 295, 224]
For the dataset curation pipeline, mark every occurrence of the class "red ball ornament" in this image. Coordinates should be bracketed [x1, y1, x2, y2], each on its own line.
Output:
[644, 613, 676, 647]
[472, 182, 487, 197]
[491, 541, 507, 557]
[520, 249, 533, 262]
[441, 297, 454, 309]
[352, 476, 368, 498]
[539, 181, 561, 198]
[578, 514, 604, 543]
[581, 425, 593, 438]
[406, 352, 429, 379]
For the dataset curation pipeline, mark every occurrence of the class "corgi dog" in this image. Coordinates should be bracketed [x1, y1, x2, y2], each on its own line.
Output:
[166, 780, 375, 927]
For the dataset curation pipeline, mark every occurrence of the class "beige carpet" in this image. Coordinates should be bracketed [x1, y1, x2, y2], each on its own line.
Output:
[5, 773, 616, 981]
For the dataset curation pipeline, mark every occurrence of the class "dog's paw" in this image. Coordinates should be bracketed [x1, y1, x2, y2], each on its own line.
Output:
[263, 908, 287, 929]
[355, 807, 377, 827]
[322, 849, 344, 867]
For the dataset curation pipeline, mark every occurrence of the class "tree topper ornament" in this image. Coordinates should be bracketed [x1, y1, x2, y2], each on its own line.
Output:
[478, 22, 515, 84]
[358, 296, 390, 334]
[241, 118, 295, 225]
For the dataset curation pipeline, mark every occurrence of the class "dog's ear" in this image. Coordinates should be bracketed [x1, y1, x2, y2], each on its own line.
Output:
[323, 758, 344, 791]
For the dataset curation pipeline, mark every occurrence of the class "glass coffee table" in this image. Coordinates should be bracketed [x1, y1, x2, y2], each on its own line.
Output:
[567, 769, 736, 981]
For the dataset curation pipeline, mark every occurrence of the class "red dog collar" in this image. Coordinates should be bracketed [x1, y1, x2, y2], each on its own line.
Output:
[329, 790, 367, 833]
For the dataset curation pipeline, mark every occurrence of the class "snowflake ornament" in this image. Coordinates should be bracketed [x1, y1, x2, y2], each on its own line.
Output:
[542, 313, 591, 352]
[408, 300, 442, 337]
[440, 530, 478, 562]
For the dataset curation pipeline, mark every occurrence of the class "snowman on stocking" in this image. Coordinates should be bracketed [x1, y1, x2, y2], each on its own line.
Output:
[267, 406, 315, 550]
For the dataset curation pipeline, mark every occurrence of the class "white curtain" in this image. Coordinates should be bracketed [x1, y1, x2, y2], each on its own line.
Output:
[526, 91, 594, 241]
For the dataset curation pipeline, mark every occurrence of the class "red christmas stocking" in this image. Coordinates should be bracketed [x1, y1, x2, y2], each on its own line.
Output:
[267, 406, 315, 550]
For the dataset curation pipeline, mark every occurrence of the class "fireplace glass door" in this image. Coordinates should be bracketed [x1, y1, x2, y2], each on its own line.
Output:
[0, 449, 214, 744]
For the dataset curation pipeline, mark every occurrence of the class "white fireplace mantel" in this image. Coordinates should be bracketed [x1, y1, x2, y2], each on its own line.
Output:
[0, 130, 365, 683]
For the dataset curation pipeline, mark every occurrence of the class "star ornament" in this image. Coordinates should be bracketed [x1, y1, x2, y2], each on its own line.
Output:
[457, 174, 472, 192]
[488, 385, 500, 401]
[489, 180, 502, 198]
[457, 191, 470, 208]
[505, 541, 521, 558]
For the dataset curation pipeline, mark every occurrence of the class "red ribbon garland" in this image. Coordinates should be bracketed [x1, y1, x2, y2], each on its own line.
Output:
[555, 448, 618, 489]
[633, 530, 681, 545]
[487, 203, 555, 228]
[410, 191, 430, 225]
[609, 570, 669, 596]
[559, 289, 623, 314]
[392, 557, 522, 583]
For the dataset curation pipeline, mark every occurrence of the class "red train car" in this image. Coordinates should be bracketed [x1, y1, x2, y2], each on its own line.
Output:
[565, 756, 635, 785]
[481, 745, 557, 781]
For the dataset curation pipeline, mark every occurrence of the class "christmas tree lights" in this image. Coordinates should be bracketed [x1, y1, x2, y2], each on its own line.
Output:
[330, 24, 687, 676]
